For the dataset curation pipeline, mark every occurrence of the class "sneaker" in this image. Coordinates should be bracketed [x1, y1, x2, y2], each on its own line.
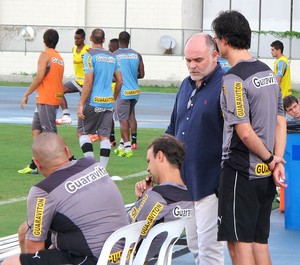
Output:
[110, 141, 116, 147]
[56, 115, 72, 125]
[89, 134, 99, 142]
[18, 165, 38, 174]
[131, 143, 137, 150]
[114, 148, 124, 156]
[276, 196, 280, 203]
[122, 150, 134, 158]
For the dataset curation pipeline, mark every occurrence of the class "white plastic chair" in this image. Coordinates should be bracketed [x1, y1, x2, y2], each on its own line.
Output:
[96, 220, 146, 265]
[132, 217, 189, 265]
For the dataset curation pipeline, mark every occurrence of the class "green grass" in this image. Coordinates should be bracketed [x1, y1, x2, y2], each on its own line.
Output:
[0, 124, 165, 237]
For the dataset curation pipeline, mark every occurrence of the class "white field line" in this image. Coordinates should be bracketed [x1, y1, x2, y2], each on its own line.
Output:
[0, 196, 27, 205]
[0, 171, 147, 206]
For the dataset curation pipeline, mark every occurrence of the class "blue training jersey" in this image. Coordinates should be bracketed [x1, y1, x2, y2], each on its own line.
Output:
[84, 48, 120, 108]
[114, 48, 140, 100]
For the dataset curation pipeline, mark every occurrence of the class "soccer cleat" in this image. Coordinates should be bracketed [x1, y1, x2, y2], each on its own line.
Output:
[110, 141, 116, 147]
[89, 134, 99, 142]
[56, 115, 72, 125]
[18, 165, 38, 174]
[121, 150, 134, 158]
[114, 148, 124, 156]
[131, 143, 137, 150]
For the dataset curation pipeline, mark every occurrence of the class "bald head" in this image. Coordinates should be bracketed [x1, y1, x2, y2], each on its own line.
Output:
[91, 28, 105, 44]
[185, 33, 216, 54]
[32, 133, 70, 175]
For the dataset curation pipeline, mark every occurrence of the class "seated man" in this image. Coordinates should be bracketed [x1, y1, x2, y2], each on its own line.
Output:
[128, 134, 192, 260]
[283, 95, 300, 120]
[3, 132, 129, 265]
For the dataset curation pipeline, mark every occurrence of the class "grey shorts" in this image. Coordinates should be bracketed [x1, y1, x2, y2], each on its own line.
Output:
[116, 98, 137, 121]
[20, 249, 96, 265]
[64, 80, 82, 94]
[77, 105, 113, 137]
[32, 104, 58, 133]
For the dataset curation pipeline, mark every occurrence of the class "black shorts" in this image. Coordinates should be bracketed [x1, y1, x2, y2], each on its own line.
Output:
[217, 164, 276, 244]
[20, 249, 97, 265]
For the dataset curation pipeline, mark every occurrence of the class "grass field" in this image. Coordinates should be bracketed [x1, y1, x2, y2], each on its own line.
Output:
[0, 123, 165, 237]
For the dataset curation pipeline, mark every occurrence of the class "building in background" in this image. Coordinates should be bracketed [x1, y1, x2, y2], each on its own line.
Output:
[0, 0, 300, 86]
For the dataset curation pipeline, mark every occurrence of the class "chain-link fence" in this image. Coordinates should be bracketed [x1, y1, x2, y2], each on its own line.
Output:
[1, 24, 300, 59]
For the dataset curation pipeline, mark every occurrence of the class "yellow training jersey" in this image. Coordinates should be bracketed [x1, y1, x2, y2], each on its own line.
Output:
[274, 55, 292, 98]
[72, 44, 90, 86]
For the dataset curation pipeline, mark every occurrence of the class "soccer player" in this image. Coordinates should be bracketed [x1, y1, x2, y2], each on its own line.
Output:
[114, 31, 145, 157]
[18, 29, 64, 174]
[271, 40, 292, 98]
[56, 28, 90, 125]
[77, 28, 122, 169]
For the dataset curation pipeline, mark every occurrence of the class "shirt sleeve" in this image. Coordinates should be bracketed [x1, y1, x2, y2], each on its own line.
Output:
[26, 186, 55, 242]
[222, 75, 250, 126]
[83, 53, 93, 74]
[127, 189, 167, 237]
[276, 60, 287, 77]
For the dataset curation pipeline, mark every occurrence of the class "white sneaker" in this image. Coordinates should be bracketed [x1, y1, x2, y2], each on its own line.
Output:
[56, 115, 72, 125]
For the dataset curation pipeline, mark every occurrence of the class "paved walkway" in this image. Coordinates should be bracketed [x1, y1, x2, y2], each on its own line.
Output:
[171, 209, 300, 265]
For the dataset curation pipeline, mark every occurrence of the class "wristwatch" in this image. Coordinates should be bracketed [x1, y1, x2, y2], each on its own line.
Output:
[263, 154, 274, 164]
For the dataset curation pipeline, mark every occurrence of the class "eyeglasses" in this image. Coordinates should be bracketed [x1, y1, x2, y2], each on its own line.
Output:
[187, 88, 197, 109]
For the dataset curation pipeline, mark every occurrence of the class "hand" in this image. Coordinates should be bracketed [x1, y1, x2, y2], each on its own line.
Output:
[272, 162, 287, 188]
[21, 94, 29, 109]
[267, 155, 286, 171]
[135, 176, 153, 198]
[77, 104, 85, 120]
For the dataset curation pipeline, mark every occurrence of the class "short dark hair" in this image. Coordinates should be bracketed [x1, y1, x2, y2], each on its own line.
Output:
[109, 38, 119, 52]
[75, 28, 86, 38]
[271, 40, 284, 53]
[283, 95, 298, 111]
[212, 10, 251, 50]
[119, 31, 130, 45]
[148, 134, 185, 169]
[43, 29, 59, 49]
[91, 28, 105, 44]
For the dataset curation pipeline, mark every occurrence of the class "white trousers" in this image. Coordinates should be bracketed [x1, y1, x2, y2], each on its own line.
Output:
[186, 194, 224, 265]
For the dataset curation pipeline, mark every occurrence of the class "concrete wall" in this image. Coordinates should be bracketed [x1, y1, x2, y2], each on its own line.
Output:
[1, 51, 300, 90]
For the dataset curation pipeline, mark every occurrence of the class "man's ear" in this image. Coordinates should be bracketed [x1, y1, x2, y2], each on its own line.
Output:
[65, 146, 71, 159]
[157, 150, 164, 162]
[33, 159, 41, 171]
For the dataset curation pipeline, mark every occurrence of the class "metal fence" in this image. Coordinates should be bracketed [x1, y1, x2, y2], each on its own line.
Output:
[1, 24, 300, 59]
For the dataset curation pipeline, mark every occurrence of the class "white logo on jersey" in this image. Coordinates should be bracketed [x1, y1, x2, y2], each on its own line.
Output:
[65, 166, 107, 193]
[173, 206, 192, 218]
[252, 73, 278, 89]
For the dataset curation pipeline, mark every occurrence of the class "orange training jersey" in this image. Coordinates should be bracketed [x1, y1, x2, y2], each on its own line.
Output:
[73, 44, 90, 85]
[37, 49, 64, 105]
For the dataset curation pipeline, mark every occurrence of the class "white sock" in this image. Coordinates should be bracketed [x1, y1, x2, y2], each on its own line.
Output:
[79, 135, 94, 157]
[62, 109, 70, 115]
[100, 139, 111, 168]
[118, 138, 124, 150]
[124, 141, 132, 152]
